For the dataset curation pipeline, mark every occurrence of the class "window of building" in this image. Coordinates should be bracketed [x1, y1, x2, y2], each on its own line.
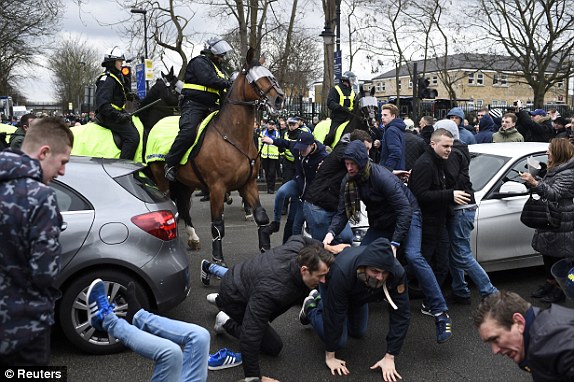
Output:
[431, 75, 438, 85]
[476, 73, 484, 86]
[381, 82, 386, 91]
[476, 99, 484, 107]
[408, 79, 413, 88]
[467, 73, 474, 85]
[493, 73, 508, 87]
[556, 81, 564, 89]
[375, 82, 382, 92]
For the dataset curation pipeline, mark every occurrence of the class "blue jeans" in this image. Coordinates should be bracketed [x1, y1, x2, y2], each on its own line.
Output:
[208, 262, 228, 278]
[447, 208, 497, 298]
[303, 201, 353, 244]
[283, 198, 304, 243]
[103, 309, 210, 382]
[273, 180, 298, 222]
[307, 284, 368, 349]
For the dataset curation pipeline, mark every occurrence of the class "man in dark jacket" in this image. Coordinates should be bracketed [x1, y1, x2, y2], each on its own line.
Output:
[300, 237, 410, 380]
[551, 116, 571, 139]
[515, 106, 553, 142]
[9, 113, 35, 150]
[474, 290, 574, 382]
[475, 114, 496, 143]
[304, 130, 372, 244]
[0, 117, 73, 366]
[324, 71, 357, 147]
[95, 47, 139, 160]
[164, 37, 233, 181]
[379, 103, 406, 170]
[208, 236, 336, 382]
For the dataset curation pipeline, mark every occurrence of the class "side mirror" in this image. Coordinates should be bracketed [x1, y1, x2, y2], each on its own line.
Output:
[491, 181, 528, 199]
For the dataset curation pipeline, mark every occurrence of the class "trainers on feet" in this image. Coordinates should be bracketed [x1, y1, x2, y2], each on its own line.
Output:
[201, 259, 211, 286]
[540, 285, 565, 303]
[206, 293, 218, 306]
[531, 281, 555, 298]
[435, 313, 453, 344]
[208, 348, 242, 370]
[214, 311, 230, 334]
[420, 303, 433, 317]
[164, 165, 177, 182]
[299, 289, 320, 325]
[446, 293, 471, 305]
[87, 279, 115, 331]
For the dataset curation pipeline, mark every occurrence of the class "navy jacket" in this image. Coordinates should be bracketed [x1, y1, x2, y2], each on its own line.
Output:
[380, 118, 406, 170]
[475, 114, 495, 143]
[322, 238, 410, 354]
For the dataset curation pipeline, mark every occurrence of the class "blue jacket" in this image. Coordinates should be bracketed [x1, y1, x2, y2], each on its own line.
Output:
[379, 118, 406, 170]
[0, 149, 62, 355]
[475, 115, 495, 144]
[329, 140, 417, 246]
[322, 237, 410, 354]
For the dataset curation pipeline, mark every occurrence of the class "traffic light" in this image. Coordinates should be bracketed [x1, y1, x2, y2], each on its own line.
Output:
[121, 65, 132, 89]
[417, 77, 438, 99]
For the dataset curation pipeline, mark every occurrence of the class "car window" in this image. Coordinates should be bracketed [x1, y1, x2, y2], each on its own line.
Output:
[502, 153, 548, 183]
[469, 153, 510, 191]
[50, 181, 93, 212]
[114, 170, 167, 203]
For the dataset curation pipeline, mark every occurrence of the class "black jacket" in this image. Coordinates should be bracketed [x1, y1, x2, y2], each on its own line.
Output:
[181, 54, 232, 107]
[521, 305, 574, 381]
[328, 140, 416, 245]
[304, 135, 350, 211]
[516, 110, 552, 142]
[445, 140, 476, 206]
[404, 131, 426, 170]
[95, 67, 129, 122]
[218, 235, 319, 378]
[322, 238, 410, 354]
[409, 146, 453, 224]
[327, 83, 355, 123]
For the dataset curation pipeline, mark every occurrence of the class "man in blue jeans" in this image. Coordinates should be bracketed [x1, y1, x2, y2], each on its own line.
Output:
[299, 238, 410, 381]
[87, 279, 211, 382]
[323, 139, 453, 344]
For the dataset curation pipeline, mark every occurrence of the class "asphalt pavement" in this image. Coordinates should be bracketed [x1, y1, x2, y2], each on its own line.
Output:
[50, 191, 573, 382]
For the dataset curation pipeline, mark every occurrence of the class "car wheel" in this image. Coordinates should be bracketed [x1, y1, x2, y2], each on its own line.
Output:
[58, 269, 150, 354]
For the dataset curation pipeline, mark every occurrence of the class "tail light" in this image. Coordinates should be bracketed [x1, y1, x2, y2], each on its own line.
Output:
[131, 210, 177, 241]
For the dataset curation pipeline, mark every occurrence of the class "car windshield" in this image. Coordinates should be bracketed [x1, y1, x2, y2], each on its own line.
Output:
[114, 170, 167, 203]
[469, 152, 510, 191]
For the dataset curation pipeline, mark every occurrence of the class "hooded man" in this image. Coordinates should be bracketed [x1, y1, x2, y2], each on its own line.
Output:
[474, 113, 496, 143]
[299, 237, 410, 381]
[446, 107, 476, 145]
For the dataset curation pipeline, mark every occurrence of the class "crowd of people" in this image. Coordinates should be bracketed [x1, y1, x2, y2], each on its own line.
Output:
[2, 46, 574, 382]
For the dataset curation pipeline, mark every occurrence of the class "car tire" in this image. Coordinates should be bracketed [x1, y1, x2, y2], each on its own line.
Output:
[58, 269, 150, 355]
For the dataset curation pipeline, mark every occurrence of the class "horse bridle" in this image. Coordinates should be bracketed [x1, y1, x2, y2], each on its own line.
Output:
[226, 65, 283, 116]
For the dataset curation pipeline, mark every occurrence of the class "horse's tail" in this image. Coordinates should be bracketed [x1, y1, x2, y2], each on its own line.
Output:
[169, 180, 193, 228]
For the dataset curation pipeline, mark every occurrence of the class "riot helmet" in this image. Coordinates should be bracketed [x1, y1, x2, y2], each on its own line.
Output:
[341, 71, 357, 85]
[102, 46, 126, 67]
[205, 37, 233, 57]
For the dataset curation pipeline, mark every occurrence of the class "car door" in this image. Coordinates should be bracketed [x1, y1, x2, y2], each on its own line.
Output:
[474, 152, 547, 267]
[50, 181, 95, 269]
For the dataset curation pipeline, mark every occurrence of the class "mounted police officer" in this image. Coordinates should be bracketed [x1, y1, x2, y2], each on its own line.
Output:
[164, 37, 233, 181]
[323, 71, 358, 148]
[95, 47, 140, 160]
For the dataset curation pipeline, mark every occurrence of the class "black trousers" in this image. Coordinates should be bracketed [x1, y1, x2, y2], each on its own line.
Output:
[101, 118, 140, 160]
[165, 100, 211, 167]
[0, 328, 51, 366]
[420, 221, 450, 287]
[261, 158, 279, 192]
[323, 119, 346, 147]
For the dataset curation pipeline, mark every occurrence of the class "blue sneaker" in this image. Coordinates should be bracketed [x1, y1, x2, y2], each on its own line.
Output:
[87, 278, 115, 331]
[208, 348, 242, 370]
[435, 312, 453, 344]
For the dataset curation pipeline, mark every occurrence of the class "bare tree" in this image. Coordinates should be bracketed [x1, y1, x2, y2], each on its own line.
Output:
[47, 37, 101, 113]
[476, 0, 574, 107]
[0, 0, 63, 95]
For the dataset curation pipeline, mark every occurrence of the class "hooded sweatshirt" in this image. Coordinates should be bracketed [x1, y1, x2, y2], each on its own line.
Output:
[475, 114, 495, 143]
[322, 237, 410, 354]
[0, 149, 62, 355]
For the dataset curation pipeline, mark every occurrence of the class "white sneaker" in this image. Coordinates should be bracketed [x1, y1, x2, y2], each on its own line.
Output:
[214, 311, 230, 334]
[206, 293, 218, 306]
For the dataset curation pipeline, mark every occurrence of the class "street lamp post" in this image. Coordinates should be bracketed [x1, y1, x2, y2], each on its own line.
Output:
[78, 61, 86, 114]
[131, 8, 148, 92]
[320, 21, 335, 118]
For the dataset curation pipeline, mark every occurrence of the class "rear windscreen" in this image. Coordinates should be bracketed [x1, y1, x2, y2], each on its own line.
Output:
[114, 170, 168, 203]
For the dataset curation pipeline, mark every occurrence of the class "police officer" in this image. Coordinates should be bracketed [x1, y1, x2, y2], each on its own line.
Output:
[164, 37, 233, 181]
[95, 47, 140, 160]
[323, 71, 357, 147]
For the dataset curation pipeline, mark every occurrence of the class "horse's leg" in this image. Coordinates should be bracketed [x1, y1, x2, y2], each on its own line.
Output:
[240, 180, 270, 252]
[169, 180, 200, 250]
[209, 185, 227, 266]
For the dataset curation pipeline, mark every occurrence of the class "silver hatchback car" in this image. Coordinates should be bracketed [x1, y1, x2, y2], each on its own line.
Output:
[52, 157, 190, 354]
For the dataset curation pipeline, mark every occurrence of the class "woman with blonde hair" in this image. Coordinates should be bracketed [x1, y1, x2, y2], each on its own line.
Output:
[520, 138, 574, 303]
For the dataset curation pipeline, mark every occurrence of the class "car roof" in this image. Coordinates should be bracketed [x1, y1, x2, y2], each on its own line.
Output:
[468, 142, 548, 157]
[68, 156, 145, 177]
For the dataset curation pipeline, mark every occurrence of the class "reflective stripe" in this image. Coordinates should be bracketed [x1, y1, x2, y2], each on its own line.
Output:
[334, 85, 355, 110]
[99, 71, 126, 111]
[183, 60, 226, 95]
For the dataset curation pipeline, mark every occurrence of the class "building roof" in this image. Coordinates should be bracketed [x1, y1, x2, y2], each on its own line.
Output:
[372, 53, 551, 80]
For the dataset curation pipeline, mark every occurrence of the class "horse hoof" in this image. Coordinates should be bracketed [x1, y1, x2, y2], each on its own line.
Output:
[188, 240, 201, 251]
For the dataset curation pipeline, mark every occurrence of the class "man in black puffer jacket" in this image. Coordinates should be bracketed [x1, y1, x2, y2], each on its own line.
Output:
[207, 236, 337, 382]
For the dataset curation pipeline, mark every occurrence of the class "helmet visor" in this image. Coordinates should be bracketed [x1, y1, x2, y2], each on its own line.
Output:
[210, 40, 233, 56]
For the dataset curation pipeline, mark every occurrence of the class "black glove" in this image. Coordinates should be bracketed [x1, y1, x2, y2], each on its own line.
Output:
[117, 112, 132, 124]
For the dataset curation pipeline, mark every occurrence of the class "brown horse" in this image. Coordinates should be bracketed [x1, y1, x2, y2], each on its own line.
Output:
[149, 48, 284, 264]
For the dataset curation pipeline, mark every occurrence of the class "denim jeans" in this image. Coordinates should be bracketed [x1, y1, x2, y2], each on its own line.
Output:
[273, 180, 298, 222]
[208, 262, 229, 278]
[447, 208, 498, 298]
[283, 198, 304, 243]
[303, 201, 353, 244]
[307, 283, 369, 349]
[103, 309, 210, 382]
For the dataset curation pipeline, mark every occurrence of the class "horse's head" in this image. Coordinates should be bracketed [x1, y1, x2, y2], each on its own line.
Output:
[159, 67, 183, 106]
[356, 86, 378, 129]
[231, 48, 284, 116]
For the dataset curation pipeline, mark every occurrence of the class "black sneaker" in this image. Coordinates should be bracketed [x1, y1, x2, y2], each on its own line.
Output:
[435, 313, 453, 344]
[201, 259, 211, 286]
[531, 281, 555, 298]
[540, 286, 565, 303]
[420, 303, 434, 317]
[446, 293, 471, 305]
